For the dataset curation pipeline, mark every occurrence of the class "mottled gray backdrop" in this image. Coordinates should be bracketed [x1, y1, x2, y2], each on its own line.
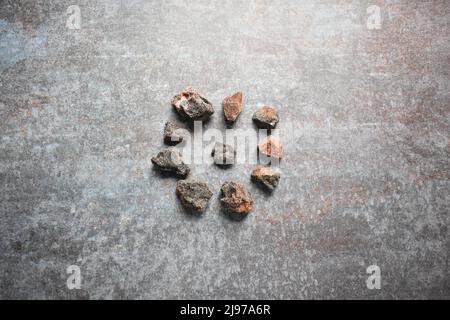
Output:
[0, 0, 449, 299]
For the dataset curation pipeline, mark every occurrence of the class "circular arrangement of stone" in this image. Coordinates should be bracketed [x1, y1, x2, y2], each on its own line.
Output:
[151, 87, 283, 216]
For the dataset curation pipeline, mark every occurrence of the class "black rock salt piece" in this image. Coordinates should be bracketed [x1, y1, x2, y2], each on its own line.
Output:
[211, 142, 235, 167]
[151, 148, 190, 178]
[163, 120, 184, 145]
[171, 86, 215, 121]
[176, 180, 213, 213]
[220, 181, 253, 214]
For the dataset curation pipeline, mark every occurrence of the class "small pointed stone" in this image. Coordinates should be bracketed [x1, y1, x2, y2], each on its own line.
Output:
[252, 106, 279, 129]
[211, 142, 235, 166]
[223, 91, 243, 124]
[151, 148, 190, 177]
[251, 165, 280, 191]
[171, 86, 214, 121]
[176, 180, 213, 213]
[163, 120, 184, 145]
[220, 182, 253, 214]
[257, 136, 283, 160]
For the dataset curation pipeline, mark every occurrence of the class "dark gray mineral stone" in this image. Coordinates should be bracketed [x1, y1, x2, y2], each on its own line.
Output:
[252, 106, 279, 129]
[251, 165, 280, 191]
[211, 142, 235, 166]
[176, 180, 213, 213]
[220, 182, 253, 214]
[171, 86, 215, 121]
[151, 148, 190, 177]
[163, 120, 184, 145]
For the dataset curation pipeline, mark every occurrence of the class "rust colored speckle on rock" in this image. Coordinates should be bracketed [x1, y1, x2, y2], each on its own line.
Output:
[220, 181, 253, 214]
[251, 165, 280, 191]
[223, 91, 243, 124]
[252, 106, 279, 129]
[257, 136, 283, 160]
[171, 86, 215, 121]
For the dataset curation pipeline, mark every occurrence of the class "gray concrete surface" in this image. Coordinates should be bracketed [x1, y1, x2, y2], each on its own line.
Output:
[0, 0, 449, 299]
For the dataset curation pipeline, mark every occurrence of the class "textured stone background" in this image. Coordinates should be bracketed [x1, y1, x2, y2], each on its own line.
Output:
[0, 0, 449, 299]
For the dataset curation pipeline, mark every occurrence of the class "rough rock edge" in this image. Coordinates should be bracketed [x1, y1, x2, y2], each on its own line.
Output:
[171, 86, 215, 121]
[251, 165, 280, 191]
[252, 106, 279, 129]
[220, 181, 253, 214]
[223, 91, 243, 124]
[151, 148, 190, 178]
[176, 180, 213, 213]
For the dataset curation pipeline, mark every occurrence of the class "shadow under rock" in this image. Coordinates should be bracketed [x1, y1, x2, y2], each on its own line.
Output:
[221, 209, 249, 222]
[250, 177, 278, 197]
[151, 166, 186, 180]
[178, 204, 205, 219]
[170, 107, 214, 130]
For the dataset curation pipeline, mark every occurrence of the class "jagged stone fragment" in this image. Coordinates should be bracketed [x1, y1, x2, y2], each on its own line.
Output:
[251, 165, 280, 191]
[211, 142, 235, 166]
[171, 86, 214, 121]
[163, 120, 184, 145]
[220, 182, 253, 214]
[223, 91, 243, 124]
[257, 136, 283, 160]
[151, 148, 190, 177]
[176, 180, 213, 213]
[252, 106, 279, 129]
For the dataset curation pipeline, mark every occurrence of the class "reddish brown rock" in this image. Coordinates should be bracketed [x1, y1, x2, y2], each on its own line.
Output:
[171, 86, 214, 121]
[251, 165, 280, 191]
[223, 91, 243, 124]
[257, 136, 283, 160]
[220, 182, 253, 214]
[252, 106, 279, 129]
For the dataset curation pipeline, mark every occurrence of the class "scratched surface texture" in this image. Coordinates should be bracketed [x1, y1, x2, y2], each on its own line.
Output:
[0, 0, 449, 299]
